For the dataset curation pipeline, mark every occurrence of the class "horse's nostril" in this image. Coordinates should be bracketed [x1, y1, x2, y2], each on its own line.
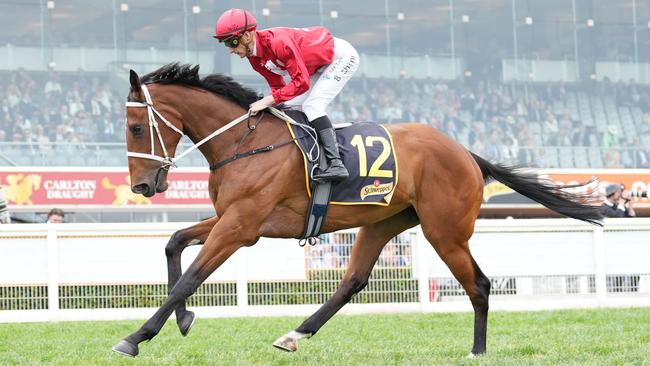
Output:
[132, 183, 150, 195]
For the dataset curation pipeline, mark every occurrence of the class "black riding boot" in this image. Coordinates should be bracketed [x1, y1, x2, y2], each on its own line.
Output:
[313, 127, 349, 182]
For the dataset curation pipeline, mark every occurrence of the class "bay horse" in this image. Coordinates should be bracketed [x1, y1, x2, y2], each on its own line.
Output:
[113, 63, 601, 358]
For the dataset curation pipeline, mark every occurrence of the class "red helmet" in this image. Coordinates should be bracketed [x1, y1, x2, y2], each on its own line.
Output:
[214, 9, 257, 40]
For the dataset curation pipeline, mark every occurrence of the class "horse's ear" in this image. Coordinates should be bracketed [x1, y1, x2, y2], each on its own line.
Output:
[129, 69, 141, 92]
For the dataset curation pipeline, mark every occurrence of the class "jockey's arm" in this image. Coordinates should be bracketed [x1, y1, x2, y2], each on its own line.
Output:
[269, 36, 311, 103]
[249, 58, 286, 93]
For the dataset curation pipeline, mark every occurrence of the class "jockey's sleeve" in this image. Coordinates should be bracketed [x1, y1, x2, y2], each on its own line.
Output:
[249, 57, 286, 93]
[270, 35, 311, 103]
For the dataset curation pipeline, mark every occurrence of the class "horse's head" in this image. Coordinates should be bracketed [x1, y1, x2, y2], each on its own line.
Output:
[125, 70, 184, 197]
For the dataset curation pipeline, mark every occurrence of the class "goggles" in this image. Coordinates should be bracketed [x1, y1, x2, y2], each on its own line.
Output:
[222, 36, 241, 48]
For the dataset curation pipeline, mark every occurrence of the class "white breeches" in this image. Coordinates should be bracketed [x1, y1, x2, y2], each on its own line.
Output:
[283, 37, 360, 121]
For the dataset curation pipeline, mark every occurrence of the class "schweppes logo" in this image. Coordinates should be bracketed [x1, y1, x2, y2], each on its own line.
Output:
[483, 182, 514, 202]
[360, 180, 394, 200]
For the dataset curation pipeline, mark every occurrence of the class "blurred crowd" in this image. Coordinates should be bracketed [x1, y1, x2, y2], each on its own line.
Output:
[307, 232, 411, 270]
[0, 68, 124, 149]
[4, 68, 650, 168]
[331, 76, 650, 168]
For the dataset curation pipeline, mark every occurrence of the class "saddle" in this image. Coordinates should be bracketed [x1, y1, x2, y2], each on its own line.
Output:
[281, 110, 398, 242]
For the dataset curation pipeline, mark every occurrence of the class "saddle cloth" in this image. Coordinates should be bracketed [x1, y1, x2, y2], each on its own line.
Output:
[284, 110, 398, 206]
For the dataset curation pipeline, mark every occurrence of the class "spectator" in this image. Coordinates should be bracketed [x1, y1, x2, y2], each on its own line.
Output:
[572, 123, 592, 146]
[603, 149, 624, 168]
[600, 184, 635, 218]
[501, 136, 519, 163]
[622, 137, 650, 168]
[97, 111, 115, 142]
[542, 110, 559, 136]
[471, 131, 487, 157]
[483, 130, 503, 161]
[377, 241, 408, 267]
[330, 232, 351, 266]
[0, 187, 11, 224]
[600, 183, 639, 291]
[46, 208, 65, 223]
[307, 243, 340, 269]
[602, 125, 621, 149]
[44, 72, 62, 96]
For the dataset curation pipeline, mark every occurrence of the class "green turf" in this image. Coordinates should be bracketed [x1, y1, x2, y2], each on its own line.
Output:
[0, 308, 648, 365]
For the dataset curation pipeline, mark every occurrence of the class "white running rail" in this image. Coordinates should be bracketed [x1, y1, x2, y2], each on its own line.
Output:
[1, 218, 649, 323]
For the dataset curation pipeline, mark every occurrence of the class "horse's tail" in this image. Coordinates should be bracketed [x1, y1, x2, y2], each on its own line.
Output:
[470, 152, 603, 226]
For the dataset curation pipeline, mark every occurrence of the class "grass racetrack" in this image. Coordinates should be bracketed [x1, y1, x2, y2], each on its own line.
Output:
[0, 308, 649, 365]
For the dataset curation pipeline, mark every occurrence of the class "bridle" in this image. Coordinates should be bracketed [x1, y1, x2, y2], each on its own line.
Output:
[125, 84, 184, 170]
[125, 83, 255, 170]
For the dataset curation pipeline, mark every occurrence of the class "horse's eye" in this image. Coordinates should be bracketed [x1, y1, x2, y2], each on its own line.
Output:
[131, 124, 144, 136]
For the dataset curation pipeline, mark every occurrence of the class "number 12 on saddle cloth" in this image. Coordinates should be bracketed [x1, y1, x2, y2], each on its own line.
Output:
[286, 113, 398, 205]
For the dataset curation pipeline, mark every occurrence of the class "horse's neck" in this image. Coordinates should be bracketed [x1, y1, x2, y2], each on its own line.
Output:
[181, 97, 286, 165]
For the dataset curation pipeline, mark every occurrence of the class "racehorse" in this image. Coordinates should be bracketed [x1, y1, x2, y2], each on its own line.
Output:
[113, 63, 601, 357]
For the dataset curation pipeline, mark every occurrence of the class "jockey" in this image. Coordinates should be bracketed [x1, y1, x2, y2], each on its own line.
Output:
[214, 8, 359, 182]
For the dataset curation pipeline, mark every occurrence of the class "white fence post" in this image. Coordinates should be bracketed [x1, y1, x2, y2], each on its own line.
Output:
[236, 248, 248, 313]
[415, 226, 429, 309]
[593, 226, 607, 300]
[47, 226, 59, 321]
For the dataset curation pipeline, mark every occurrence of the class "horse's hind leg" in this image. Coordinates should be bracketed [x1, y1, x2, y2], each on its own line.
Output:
[410, 150, 489, 356]
[164, 215, 218, 336]
[416, 208, 490, 355]
[435, 240, 490, 356]
[273, 207, 419, 352]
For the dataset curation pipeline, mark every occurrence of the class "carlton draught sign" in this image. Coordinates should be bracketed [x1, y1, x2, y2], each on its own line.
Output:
[3, 168, 650, 207]
[0, 168, 211, 206]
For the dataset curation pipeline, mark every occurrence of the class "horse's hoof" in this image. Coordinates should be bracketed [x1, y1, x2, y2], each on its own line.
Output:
[178, 311, 196, 337]
[272, 330, 311, 352]
[112, 339, 139, 357]
[273, 335, 297, 352]
[467, 351, 484, 358]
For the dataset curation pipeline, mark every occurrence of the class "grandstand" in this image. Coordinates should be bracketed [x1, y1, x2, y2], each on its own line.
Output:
[3, 64, 650, 169]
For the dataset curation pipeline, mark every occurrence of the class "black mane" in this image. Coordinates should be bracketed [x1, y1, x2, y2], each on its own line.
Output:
[140, 63, 261, 109]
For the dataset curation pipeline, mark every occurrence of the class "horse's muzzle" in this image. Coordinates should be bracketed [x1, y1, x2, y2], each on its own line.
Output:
[132, 183, 155, 197]
[131, 168, 169, 197]
[154, 168, 169, 193]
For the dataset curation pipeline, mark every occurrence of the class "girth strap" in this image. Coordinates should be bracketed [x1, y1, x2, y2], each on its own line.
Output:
[299, 144, 333, 241]
[209, 139, 297, 171]
[300, 181, 333, 240]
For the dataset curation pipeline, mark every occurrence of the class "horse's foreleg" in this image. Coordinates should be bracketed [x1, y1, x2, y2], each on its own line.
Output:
[113, 213, 255, 357]
[165, 215, 219, 336]
[273, 207, 419, 352]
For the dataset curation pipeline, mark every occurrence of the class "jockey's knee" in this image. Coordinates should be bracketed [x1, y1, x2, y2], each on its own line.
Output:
[303, 103, 327, 122]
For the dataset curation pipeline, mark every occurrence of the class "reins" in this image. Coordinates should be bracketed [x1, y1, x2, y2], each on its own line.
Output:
[208, 111, 305, 171]
[125, 84, 320, 171]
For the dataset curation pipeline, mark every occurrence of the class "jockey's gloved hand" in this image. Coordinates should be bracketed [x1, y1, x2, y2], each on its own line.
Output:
[249, 95, 276, 114]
